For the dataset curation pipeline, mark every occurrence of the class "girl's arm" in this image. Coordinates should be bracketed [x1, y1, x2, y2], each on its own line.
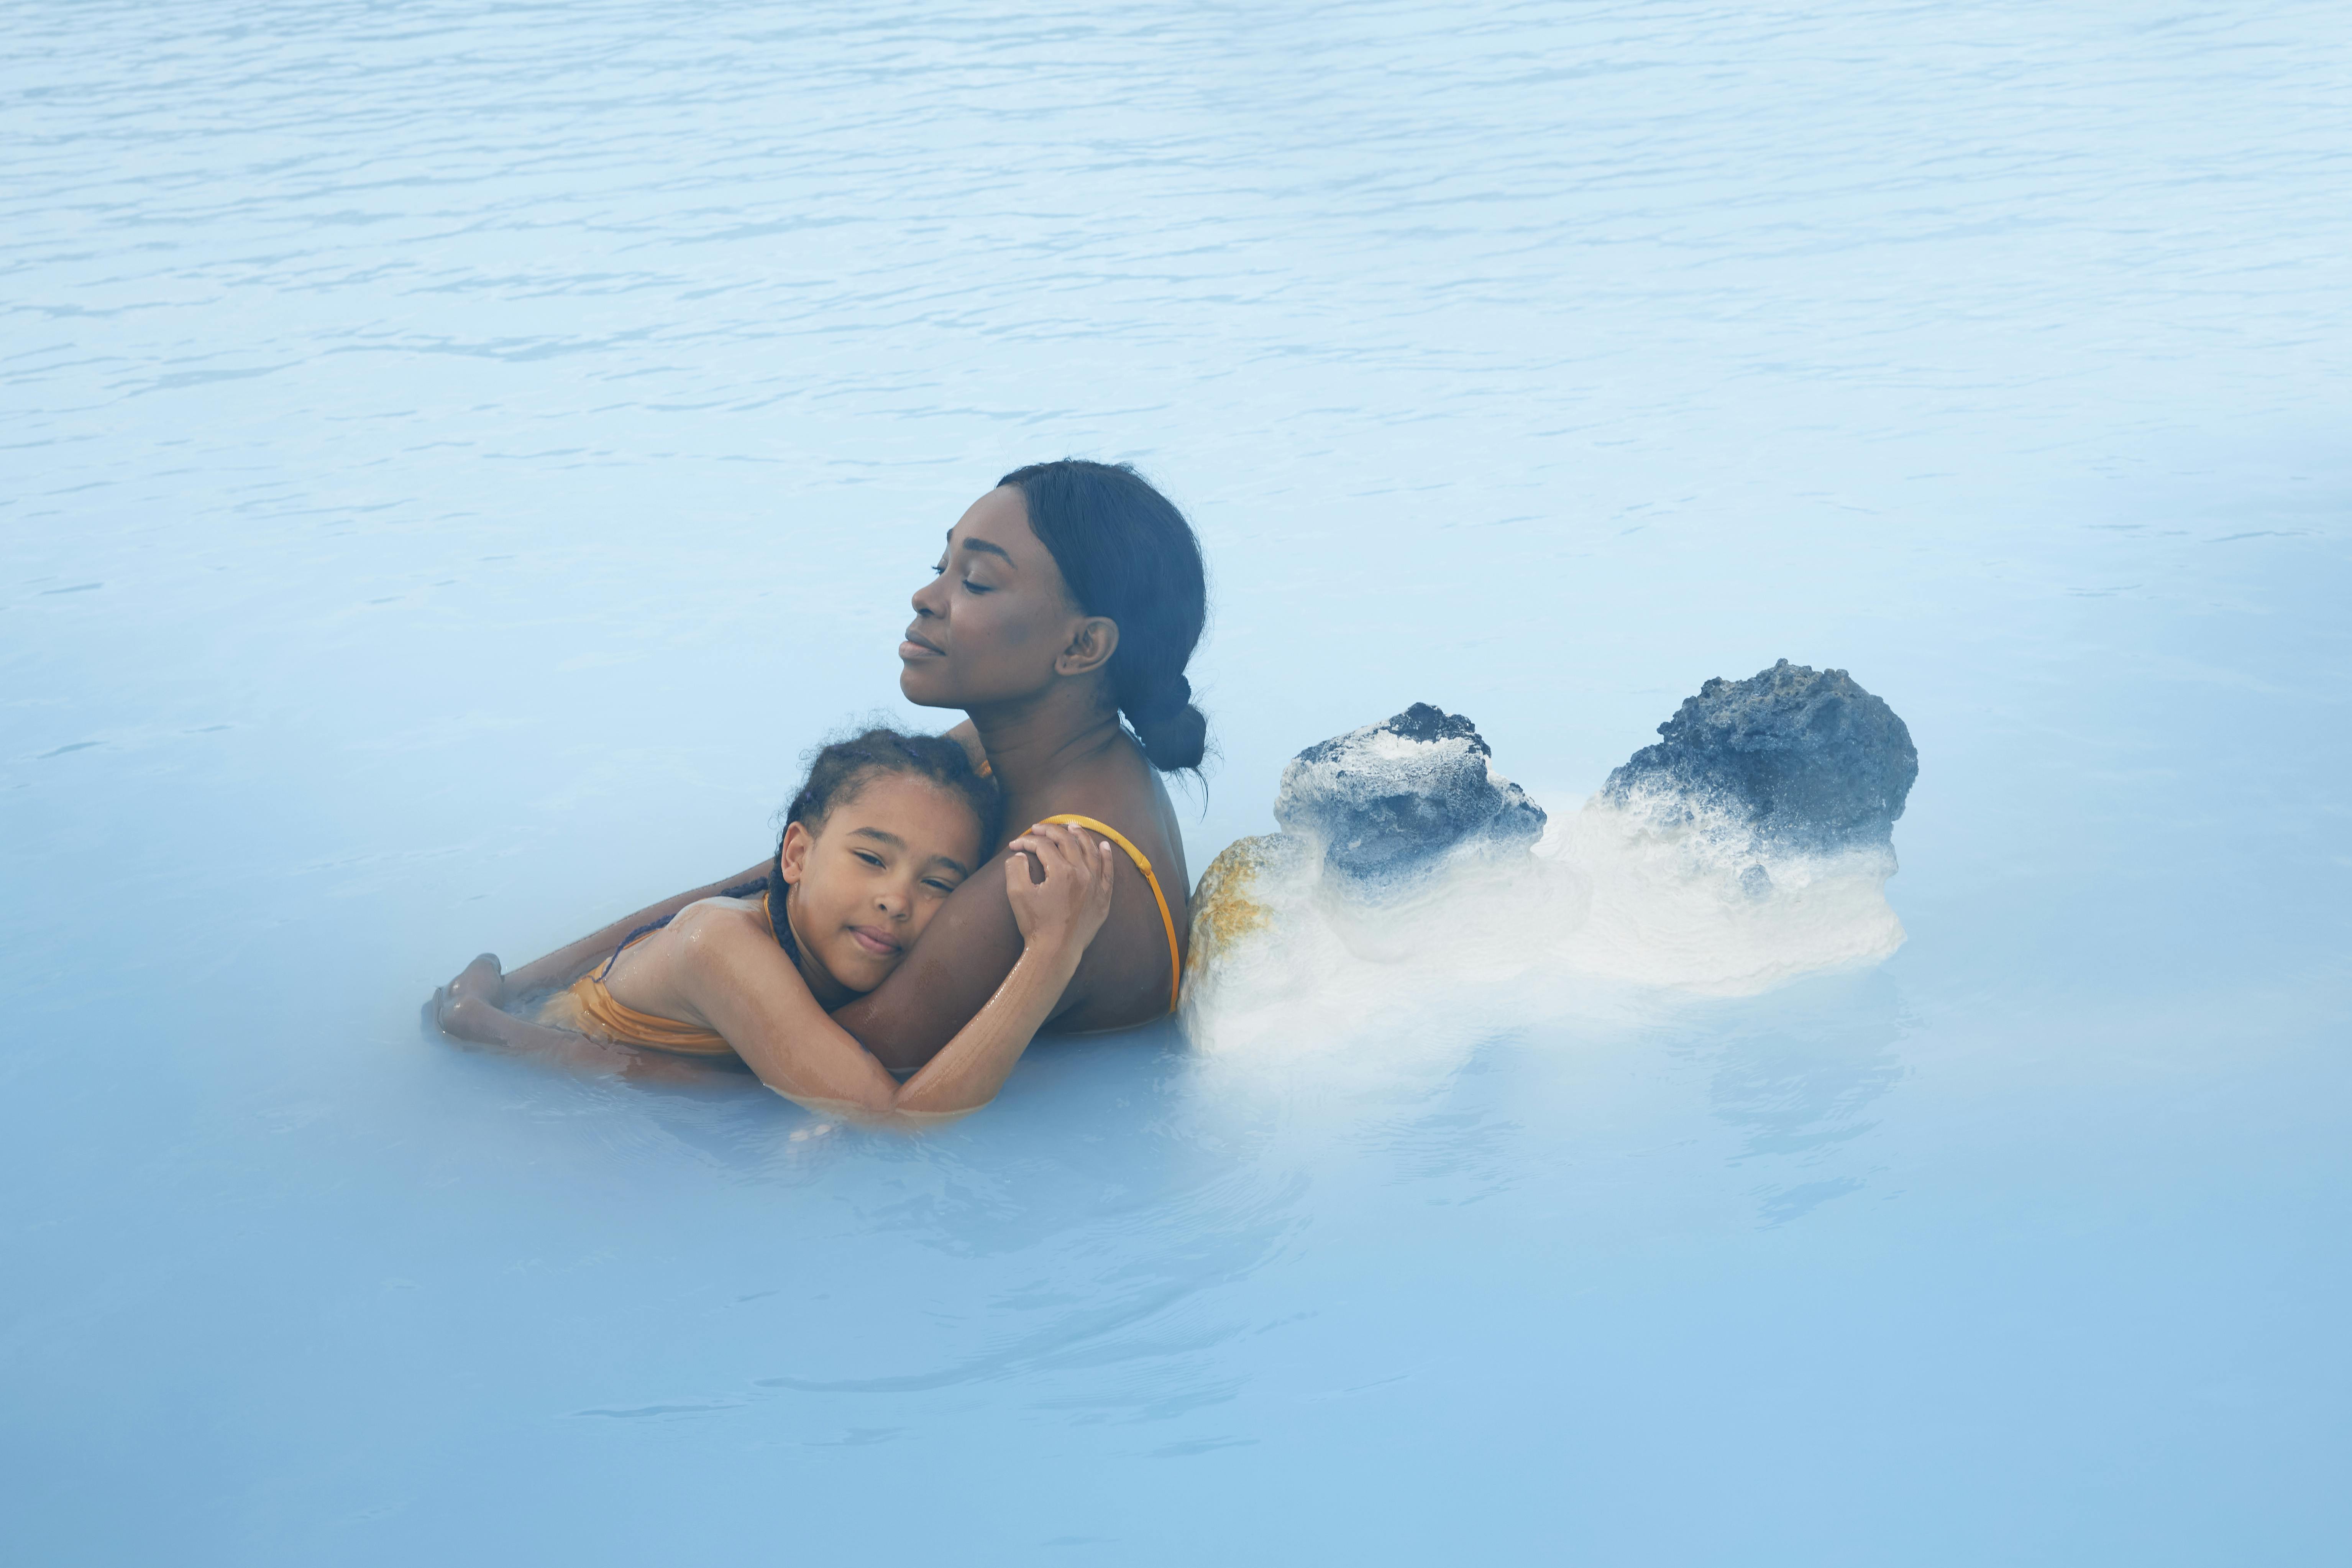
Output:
[679, 824, 1116, 1123]
[826, 813, 1177, 1074]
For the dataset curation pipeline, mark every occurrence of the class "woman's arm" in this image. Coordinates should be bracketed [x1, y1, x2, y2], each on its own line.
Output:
[433, 956, 646, 1071]
[680, 824, 1116, 1124]
[449, 860, 774, 1005]
[432, 957, 741, 1087]
[496, 721, 985, 1003]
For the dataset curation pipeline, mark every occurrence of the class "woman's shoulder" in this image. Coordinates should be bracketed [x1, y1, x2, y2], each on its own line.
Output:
[1052, 737, 1184, 831]
[1026, 755, 1191, 1031]
[1029, 772, 1188, 896]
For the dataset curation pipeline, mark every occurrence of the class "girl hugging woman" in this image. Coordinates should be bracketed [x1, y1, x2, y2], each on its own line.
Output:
[439, 728, 1119, 1125]
[433, 458, 1210, 1124]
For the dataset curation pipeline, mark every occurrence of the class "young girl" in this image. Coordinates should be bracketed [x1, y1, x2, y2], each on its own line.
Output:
[434, 728, 1118, 1125]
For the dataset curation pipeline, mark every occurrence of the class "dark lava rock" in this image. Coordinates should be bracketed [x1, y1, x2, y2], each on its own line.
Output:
[1275, 703, 1548, 888]
[1603, 660, 1917, 853]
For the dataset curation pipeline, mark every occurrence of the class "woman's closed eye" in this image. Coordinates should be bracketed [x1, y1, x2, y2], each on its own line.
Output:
[931, 552, 992, 593]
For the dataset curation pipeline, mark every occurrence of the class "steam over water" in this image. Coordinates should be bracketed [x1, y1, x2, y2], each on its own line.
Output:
[1547, 798, 1907, 993]
[5, 2, 2349, 1563]
[1187, 792, 1907, 1071]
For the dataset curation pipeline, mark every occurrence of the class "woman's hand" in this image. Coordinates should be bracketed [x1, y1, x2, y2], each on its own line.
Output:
[432, 953, 512, 1043]
[1003, 822, 1116, 957]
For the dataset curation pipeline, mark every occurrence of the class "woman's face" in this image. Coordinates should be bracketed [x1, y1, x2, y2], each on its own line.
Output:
[899, 485, 1085, 711]
[778, 772, 984, 995]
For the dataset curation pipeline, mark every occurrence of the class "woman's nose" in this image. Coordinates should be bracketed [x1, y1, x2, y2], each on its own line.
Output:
[911, 573, 946, 616]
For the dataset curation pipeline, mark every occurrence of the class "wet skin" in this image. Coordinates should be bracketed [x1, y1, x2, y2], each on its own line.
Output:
[436, 819, 1118, 1122]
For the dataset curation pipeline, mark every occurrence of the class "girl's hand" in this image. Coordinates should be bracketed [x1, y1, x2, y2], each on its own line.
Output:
[1003, 823, 1116, 956]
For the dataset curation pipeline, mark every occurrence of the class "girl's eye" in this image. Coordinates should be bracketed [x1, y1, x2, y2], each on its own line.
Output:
[853, 851, 884, 868]
[922, 878, 956, 894]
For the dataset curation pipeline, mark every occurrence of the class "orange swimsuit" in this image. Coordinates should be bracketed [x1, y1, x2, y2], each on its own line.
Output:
[549, 892, 770, 1057]
[556, 818, 1183, 1056]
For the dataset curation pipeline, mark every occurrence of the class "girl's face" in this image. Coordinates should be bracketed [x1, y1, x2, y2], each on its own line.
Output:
[899, 485, 1090, 711]
[778, 772, 985, 994]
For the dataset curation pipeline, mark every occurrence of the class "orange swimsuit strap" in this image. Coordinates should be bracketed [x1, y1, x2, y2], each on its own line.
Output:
[1031, 814, 1182, 1015]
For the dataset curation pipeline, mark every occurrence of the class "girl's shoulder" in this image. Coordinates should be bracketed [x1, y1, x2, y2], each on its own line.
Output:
[665, 895, 771, 944]
[676, 892, 764, 915]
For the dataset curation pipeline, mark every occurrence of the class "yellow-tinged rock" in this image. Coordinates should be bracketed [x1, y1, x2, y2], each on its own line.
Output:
[1184, 834, 1293, 986]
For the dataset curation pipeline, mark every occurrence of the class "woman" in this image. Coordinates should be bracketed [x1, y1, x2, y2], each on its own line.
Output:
[437, 458, 1208, 1088]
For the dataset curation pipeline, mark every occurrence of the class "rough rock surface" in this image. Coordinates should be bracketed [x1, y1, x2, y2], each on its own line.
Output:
[1273, 704, 1547, 889]
[1602, 660, 1917, 852]
[1183, 832, 1303, 990]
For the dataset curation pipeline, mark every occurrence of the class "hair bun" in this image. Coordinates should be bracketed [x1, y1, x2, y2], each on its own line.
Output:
[1129, 695, 1208, 772]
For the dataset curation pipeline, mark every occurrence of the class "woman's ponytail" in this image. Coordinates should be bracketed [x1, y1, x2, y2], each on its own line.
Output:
[999, 458, 1211, 775]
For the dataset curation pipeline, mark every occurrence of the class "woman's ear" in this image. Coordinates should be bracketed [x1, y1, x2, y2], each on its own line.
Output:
[777, 821, 816, 885]
[1055, 615, 1120, 679]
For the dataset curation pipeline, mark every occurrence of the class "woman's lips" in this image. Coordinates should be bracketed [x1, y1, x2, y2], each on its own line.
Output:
[848, 925, 901, 957]
[900, 628, 944, 658]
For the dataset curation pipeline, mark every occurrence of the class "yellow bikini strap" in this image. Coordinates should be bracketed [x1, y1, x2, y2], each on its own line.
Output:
[1031, 814, 1181, 1014]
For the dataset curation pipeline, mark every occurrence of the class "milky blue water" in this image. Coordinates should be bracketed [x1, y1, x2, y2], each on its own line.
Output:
[5, 1, 2348, 1561]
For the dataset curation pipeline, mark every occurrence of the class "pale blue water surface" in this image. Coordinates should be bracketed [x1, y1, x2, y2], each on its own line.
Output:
[4, 2, 2348, 1561]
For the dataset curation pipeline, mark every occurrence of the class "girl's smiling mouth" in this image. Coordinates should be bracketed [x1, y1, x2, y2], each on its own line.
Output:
[848, 925, 903, 958]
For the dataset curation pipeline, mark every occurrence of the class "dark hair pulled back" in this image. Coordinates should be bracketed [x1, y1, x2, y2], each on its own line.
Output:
[998, 458, 1210, 772]
[730, 726, 1000, 954]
